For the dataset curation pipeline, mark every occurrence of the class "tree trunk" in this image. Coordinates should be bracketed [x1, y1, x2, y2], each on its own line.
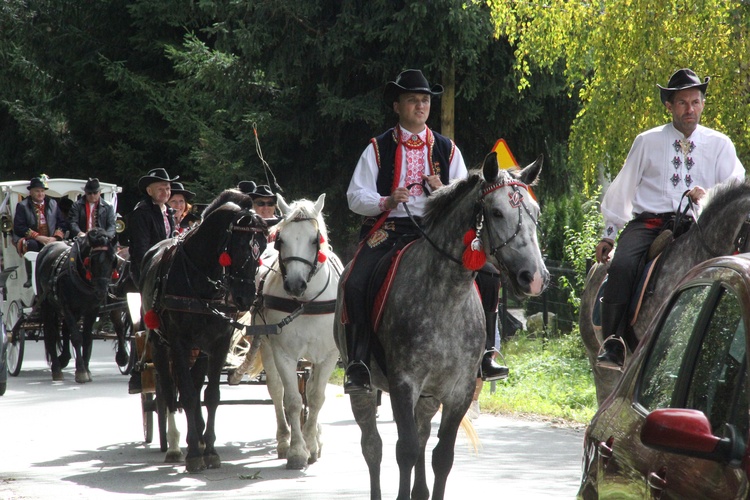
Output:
[441, 61, 455, 140]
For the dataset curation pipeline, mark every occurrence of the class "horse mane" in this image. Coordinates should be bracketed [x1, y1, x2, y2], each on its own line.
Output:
[202, 189, 254, 219]
[273, 198, 330, 253]
[697, 178, 750, 227]
[421, 171, 486, 233]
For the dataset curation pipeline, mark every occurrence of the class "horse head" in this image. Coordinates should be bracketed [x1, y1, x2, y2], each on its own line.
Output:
[273, 193, 328, 297]
[690, 178, 750, 257]
[199, 193, 268, 311]
[79, 227, 118, 301]
[480, 152, 549, 297]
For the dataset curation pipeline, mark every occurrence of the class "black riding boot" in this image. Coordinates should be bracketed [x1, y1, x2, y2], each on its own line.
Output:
[596, 302, 629, 369]
[479, 311, 509, 381]
[344, 323, 372, 394]
[23, 259, 33, 288]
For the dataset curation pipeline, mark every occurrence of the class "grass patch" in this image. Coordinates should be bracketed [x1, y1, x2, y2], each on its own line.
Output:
[328, 330, 597, 426]
[480, 331, 597, 425]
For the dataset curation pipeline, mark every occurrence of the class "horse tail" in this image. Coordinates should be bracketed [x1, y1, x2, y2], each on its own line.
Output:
[459, 414, 480, 454]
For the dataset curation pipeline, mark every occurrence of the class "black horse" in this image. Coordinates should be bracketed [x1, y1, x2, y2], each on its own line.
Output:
[139, 190, 267, 472]
[36, 228, 118, 382]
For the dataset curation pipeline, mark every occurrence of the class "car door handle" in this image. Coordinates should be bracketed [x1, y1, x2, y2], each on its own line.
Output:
[648, 466, 668, 491]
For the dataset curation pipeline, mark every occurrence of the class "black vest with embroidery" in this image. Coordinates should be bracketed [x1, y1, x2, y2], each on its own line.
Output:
[372, 127, 454, 196]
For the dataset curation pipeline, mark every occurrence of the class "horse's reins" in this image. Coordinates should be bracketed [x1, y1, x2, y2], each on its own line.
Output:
[400, 179, 539, 277]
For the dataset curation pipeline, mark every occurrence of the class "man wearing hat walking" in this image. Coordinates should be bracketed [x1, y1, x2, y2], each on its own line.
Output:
[595, 68, 745, 369]
[69, 178, 116, 239]
[12, 175, 68, 287]
[342, 69, 508, 394]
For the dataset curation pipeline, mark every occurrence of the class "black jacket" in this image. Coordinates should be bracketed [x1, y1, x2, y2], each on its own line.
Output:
[128, 199, 175, 286]
[68, 197, 116, 239]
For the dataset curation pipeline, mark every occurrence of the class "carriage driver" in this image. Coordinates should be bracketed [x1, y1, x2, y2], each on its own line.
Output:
[12, 175, 69, 288]
[126, 167, 179, 394]
[342, 69, 508, 394]
[595, 68, 745, 370]
[69, 178, 116, 239]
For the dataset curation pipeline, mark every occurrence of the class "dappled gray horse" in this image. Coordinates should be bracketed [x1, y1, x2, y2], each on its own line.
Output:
[580, 178, 750, 404]
[335, 152, 549, 500]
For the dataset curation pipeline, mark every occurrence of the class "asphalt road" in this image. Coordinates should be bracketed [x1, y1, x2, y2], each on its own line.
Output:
[1, 340, 584, 499]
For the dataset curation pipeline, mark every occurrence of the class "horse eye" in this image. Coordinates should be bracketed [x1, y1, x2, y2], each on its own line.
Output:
[492, 208, 504, 218]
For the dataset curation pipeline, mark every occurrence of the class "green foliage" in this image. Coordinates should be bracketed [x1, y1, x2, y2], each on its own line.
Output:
[488, 0, 750, 193]
[559, 187, 604, 312]
[481, 331, 597, 424]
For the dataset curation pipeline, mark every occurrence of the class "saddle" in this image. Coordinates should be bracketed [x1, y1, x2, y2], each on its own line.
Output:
[367, 236, 419, 333]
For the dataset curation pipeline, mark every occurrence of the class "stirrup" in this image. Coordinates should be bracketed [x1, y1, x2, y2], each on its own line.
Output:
[596, 335, 626, 372]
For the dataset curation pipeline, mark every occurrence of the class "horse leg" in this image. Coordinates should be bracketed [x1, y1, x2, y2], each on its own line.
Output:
[62, 310, 88, 384]
[350, 392, 383, 500]
[302, 352, 338, 464]
[79, 313, 96, 382]
[171, 342, 205, 472]
[261, 343, 291, 460]
[412, 397, 441, 500]
[42, 305, 63, 381]
[390, 383, 421, 500]
[196, 352, 224, 469]
[429, 393, 473, 500]
[153, 341, 183, 463]
[275, 350, 310, 470]
[112, 310, 129, 368]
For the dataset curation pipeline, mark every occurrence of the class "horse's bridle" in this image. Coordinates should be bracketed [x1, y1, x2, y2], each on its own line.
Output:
[479, 179, 541, 259]
[273, 216, 323, 283]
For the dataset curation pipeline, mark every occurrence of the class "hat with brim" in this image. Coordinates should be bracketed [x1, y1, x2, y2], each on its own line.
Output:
[657, 68, 710, 104]
[249, 184, 277, 201]
[84, 178, 101, 193]
[383, 69, 444, 105]
[138, 168, 179, 193]
[27, 177, 49, 191]
[237, 180, 257, 195]
[170, 181, 195, 202]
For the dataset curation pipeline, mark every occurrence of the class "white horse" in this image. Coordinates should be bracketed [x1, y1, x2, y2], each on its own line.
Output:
[252, 193, 342, 469]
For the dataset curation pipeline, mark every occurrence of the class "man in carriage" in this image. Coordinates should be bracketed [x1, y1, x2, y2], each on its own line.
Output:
[12, 175, 69, 287]
[68, 178, 117, 240]
[342, 69, 509, 394]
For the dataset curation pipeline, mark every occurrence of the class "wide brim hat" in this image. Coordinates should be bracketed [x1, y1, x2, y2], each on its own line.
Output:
[27, 176, 49, 191]
[236, 180, 257, 195]
[138, 168, 179, 193]
[383, 69, 444, 105]
[83, 178, 101, 193]
[657, 68, 710, 104]
[249, 184, 277, 201]
[170, 181, 195, 202]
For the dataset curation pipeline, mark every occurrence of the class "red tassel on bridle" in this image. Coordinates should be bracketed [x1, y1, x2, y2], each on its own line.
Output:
[144, 309, 160, 329]
[462, 228, 486, 271]
[318, 251, 327, 263]
[219, 251, 232, 267]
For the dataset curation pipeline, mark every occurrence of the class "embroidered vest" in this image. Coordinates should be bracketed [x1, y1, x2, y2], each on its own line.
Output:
[371, 127, 455, 197]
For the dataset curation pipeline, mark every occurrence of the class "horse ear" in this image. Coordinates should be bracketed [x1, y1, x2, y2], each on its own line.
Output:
[277, 194, 291, 215]
[482, 152, 500, 184]
[519, 154, 543, 186]
[313, 193, 325, 216]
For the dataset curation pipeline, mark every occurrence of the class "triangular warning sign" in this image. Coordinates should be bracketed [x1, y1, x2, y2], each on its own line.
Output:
[491, 138, 518, 170]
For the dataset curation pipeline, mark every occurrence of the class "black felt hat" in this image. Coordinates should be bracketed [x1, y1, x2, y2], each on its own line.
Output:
[138, 168, 179, 193]
[27, 176, 49, 190]
[249, 184, 277, 201]
[170, 182, 195, 202]
[84, 178, 101, 193]
[237, 180, 256, 194]
[383, 69, 443, 105]
[657, 68, 710, 104]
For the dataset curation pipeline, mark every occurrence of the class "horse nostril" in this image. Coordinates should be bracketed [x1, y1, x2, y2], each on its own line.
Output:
[518, 270, 533, 286]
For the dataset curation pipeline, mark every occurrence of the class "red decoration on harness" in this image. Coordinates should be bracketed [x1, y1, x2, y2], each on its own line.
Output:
[319, 234, 325, 244]
[318, 251, 327, 263]
[144, 309, 160, 329]
[462, 235, 486, 271]
[112, 269, 120, 280]
[463, 228, 477, 247]
[85, 270, 92, 281]
[84, 257, 91, 267]
[219, 251, 232, 267]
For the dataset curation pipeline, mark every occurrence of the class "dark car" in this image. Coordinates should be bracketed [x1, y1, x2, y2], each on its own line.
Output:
[578, 254, 750, 499]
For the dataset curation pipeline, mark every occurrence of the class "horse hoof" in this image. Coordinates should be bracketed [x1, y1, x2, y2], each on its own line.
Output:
[227, 370, 242, 386]
[115, 349, 128, 367]
[205, 454, 221, 469]
[185, 456, 206, 473]
[164, 450, 184, 463]
[52, 371, 64, 381]
[75, 371, 91, 384]
[285, 456, 308, 470]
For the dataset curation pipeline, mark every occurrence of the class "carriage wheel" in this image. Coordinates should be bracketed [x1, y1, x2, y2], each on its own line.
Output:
[117, 313, 136, 375]
[5, 301, 24, 376]
[0, 382, 6, 396]
[141, 392, 154, 443]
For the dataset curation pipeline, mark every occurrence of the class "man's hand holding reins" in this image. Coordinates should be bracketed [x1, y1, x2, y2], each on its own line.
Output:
[687, 186, 707, 204]
[386, 187, 410, 210]
[596, 238, 615, 264]
[421, 173, 443, 192]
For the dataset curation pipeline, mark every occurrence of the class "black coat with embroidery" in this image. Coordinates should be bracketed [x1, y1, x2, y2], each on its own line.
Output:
[128, 198, 175, 286]
[68, 197, 117, 239]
